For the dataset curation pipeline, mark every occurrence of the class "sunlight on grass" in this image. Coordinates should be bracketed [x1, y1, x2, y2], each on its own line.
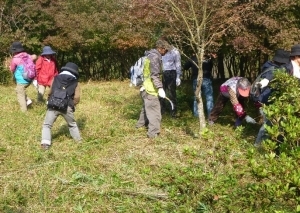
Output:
[0, 81, 269, 212]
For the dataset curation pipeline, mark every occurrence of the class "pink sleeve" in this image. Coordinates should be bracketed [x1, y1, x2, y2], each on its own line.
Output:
[9, 59, 17, 72]
[9, 57, 22, 72]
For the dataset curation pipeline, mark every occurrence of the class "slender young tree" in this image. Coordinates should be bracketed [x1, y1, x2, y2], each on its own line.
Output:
[156, 0, 237, 132]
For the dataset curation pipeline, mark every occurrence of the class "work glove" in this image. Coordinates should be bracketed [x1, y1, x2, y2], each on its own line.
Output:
[258, 78, 269, 89]
[32, 79, 38, 88]
[140, 86, 145, 92]
[176, 78, 181, 86]
[158, 88, 166, 98]
[234, 117, 243, 127]
[245, 115, 256, 124]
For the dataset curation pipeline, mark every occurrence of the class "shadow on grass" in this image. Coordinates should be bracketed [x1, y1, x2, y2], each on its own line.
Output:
[52, 116, 87, 140]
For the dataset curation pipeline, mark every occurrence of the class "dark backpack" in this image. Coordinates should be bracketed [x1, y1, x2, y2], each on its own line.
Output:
[47, 80, 76, 112]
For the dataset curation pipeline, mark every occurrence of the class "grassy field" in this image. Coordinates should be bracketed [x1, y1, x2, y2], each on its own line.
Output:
[0, 80, 281, 213]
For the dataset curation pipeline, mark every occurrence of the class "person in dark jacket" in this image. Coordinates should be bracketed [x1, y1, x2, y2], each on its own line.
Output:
[40, 62, 81, 150]
[253, 49, 290, 106]
[183, 53, 215, 117]
[252, 49, 290, 147]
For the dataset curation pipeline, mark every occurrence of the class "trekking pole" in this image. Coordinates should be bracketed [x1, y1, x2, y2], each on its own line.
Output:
[165, 97, 174, 111]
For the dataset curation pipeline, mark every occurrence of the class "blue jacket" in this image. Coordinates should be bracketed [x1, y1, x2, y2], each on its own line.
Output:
[253, 62, 285, 104]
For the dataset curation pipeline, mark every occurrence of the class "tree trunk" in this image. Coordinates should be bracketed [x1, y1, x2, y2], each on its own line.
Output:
[195, 78, 206, 131]
[195, 52, 206, 132]
[217, 51, 225, 80]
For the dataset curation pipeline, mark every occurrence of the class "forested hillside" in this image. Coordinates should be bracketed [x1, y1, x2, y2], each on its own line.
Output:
[1, 0, 300, 80]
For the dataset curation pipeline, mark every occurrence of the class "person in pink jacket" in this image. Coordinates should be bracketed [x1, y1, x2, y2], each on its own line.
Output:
[9, 41, 35, 112]
[35, 46, 59, 102]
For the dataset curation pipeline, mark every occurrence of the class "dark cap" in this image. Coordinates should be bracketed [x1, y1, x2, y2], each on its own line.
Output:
[10, 41, 25, 54]
[290, 44, 300, 57]
[41, 46, 56, 56]
[272, 49, 290, 64]
[61, 62, 79, 78]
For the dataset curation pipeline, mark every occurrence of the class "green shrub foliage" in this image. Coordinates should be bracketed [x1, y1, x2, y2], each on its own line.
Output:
[0, 66, 11, 85]
[248, 71, 300, 212]
[264, 70, 300, 152]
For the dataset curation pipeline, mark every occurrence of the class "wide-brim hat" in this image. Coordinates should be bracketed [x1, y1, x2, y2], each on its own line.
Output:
[61, 62, 79, 78]
[272, 49, 290, 64]
[290, 44, 300, 57]
[10, 41, 25, 54]
[156, 40, 172, 51]
[237, 77, 251, 97]
[41, 46, 56, 55]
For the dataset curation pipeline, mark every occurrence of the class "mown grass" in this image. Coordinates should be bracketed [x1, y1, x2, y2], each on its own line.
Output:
[0, 79, 288, 213]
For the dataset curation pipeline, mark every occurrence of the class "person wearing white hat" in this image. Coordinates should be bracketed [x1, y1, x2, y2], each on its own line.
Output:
[35, 46, 59, 103]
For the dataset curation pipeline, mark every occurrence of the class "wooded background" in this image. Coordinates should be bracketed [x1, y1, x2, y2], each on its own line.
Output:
[1, 0, 300, 81]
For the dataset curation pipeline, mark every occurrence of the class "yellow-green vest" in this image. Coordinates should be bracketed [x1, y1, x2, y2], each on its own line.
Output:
[143, 57, 158, 96]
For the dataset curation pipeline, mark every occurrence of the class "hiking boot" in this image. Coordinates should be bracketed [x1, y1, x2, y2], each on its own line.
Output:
[147, 133, 159, 139]
[41, 144, 50, 150]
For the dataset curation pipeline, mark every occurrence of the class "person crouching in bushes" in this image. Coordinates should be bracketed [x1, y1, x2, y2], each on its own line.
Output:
[9, 41, 35, 112]
[252, 49, 290, 147]
[208, 77, 256, 127]
[40, 62, 81, 150]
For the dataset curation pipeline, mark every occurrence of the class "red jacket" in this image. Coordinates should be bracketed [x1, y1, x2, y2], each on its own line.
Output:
[36, 56, 59, 86]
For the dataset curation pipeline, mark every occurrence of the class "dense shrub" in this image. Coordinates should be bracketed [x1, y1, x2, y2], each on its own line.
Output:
[248, 71, 300, 212]
[0, 65, 12, 85]
[264, 71, 300, 152]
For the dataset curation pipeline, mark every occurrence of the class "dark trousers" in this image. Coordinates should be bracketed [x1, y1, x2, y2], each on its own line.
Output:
[208, 93, 245, 122]
[161, 70, 177, 114]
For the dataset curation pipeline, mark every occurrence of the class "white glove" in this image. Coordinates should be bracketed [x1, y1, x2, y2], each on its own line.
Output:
[140, 86, 145, 92]
[258, 107, 264, 116]
[176, 78, 181, 86]
[245, 115, 256, 124]
[158, 88, 166, 98]
[259, 78, 269, 89]
[32, 79, 38, 88]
